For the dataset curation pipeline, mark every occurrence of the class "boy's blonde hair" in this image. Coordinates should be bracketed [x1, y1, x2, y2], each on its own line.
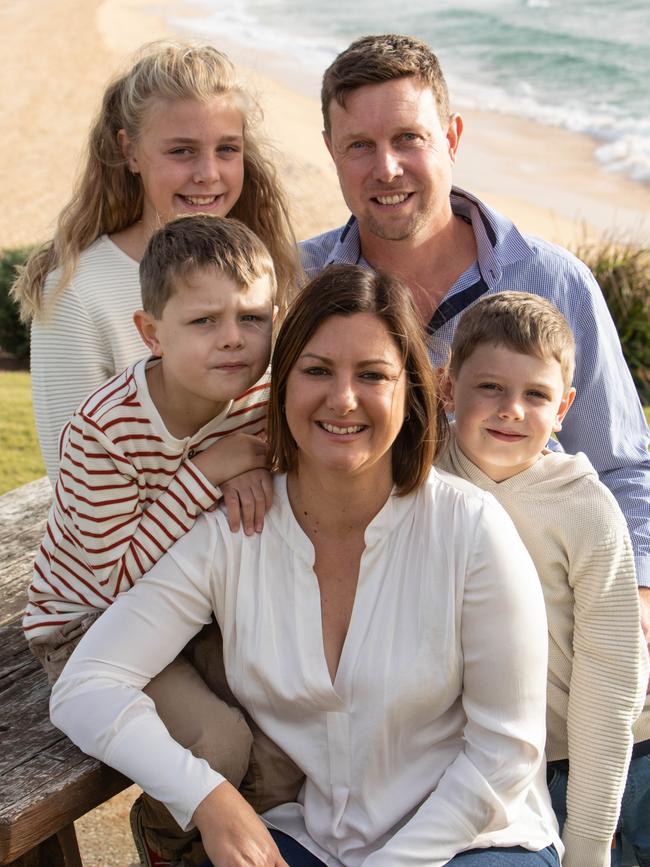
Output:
[13, 40, 299, 321]
[140, 215, 276, 318]
[449, 292, 576, 389]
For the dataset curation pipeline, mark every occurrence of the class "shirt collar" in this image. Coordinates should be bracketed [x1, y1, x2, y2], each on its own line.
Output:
[325, 187, 534, 290]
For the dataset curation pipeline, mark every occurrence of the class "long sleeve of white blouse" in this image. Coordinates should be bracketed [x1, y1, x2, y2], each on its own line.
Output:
[51, 472, 554, 862]
[50, 513, 223, 830]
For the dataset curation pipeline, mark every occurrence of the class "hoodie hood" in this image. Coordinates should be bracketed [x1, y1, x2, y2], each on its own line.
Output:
[437, 425, 598, 503]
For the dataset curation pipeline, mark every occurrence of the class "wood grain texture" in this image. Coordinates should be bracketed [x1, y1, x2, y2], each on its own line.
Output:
[0, 481, 130, 865]
[0, 477, 51, 628]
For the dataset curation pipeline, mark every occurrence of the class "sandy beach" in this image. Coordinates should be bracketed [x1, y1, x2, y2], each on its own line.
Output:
[1, 0, 648, 863]
[2, 0, 650, 255]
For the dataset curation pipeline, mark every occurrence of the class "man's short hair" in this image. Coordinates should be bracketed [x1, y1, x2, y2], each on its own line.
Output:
[321, 34, 450, 134]
[268, 263, 448, 496]
[140, 214, 276, 318]
[449, 292, 576, 390]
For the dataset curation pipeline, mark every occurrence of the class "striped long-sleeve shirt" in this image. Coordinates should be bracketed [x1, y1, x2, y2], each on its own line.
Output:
[24, 357, 270, 639]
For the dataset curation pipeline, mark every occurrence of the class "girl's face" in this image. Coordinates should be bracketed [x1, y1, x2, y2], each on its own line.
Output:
[284, 312, 407, 482]
[120, 96, 245, 235]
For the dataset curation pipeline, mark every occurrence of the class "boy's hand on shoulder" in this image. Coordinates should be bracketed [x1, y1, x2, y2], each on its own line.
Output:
[191, 433, 269, 488]
[221, 468, 273, 535]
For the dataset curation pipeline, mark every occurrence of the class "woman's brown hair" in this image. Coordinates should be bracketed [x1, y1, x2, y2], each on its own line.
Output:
[268, 264, 448, 496]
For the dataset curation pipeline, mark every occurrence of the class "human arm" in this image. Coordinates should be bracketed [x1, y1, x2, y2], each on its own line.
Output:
[560, 504, 648, 867]
[553, 260, 650, 588]
[363, 497, 551, 867]
[31, 280, 117, 486]
[30, 257, 145, 486]
[640, 588, 650, 693]
[51, 512, 290, 866]
[50, 514, 227, 830]
[57, 414, 223, 595]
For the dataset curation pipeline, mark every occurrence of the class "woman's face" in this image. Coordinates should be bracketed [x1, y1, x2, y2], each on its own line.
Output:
[285, 312, 407, 480]
[120, 96, 245, 235]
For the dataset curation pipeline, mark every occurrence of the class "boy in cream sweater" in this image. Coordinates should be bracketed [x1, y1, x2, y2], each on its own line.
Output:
[438, 291, 650, 867]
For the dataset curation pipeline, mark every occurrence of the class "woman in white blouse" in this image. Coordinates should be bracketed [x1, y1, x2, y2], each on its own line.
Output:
[51, 265, 561, 867]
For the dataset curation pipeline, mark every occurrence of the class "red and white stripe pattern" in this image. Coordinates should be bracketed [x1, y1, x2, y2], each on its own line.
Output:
[24, 358, 269, 639]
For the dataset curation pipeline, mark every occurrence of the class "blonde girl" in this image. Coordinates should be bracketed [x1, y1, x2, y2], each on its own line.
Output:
[13, 40, 299, 484]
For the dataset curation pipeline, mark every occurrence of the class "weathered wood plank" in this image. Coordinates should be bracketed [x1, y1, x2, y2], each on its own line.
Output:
[0, 477, 51, 542]
[5, 831, 68, 867]
[0, 477, 51, 627]
[0, 757, 129, 862]
[0, 621, 129, 864]
[4, 822, 82, 867]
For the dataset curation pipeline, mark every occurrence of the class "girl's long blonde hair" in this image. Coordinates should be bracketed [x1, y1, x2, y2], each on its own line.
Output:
[13, 40, 301, 321]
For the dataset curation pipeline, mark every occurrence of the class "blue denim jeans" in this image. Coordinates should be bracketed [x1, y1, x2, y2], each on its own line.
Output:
[547, 754, 650, 867]
[444, 845, 559, 865]
[200, 835, 559, 866]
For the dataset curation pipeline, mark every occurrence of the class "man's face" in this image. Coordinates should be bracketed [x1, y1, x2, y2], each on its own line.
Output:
[324, 77, 461, 245]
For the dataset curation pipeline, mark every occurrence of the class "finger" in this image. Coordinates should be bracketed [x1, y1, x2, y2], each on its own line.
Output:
[251, 483, 268, 534]
[222, 489, 241, 533]
[238, 489, 256, 536]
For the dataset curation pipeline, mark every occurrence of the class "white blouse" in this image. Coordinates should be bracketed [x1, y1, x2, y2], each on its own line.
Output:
[51, 469, 561, 866]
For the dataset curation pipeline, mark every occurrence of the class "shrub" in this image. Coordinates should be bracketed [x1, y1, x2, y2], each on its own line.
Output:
[0, 247, 34, 361]
[574, 241, 650, 405]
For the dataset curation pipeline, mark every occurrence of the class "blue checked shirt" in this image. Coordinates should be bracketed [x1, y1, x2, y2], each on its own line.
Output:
[300, 187, 650, 585]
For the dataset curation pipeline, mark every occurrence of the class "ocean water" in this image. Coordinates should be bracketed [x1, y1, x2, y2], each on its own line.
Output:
[171, 0, 650, 185]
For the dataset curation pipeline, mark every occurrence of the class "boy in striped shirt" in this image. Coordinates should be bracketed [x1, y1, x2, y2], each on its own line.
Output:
[24, 215, 302, 865]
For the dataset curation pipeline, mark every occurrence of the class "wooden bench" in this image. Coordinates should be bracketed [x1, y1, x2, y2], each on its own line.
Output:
[0, 477, 130, 866]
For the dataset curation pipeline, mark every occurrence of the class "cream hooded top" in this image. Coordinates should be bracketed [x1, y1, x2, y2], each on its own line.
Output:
[439, 434, 650, 867]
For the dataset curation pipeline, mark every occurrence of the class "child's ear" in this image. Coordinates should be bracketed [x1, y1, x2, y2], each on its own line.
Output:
[272, 304, 279, 322]
[438, 368, 455, 412]
[552, 387, 576, 433]
[133, 310, 163, 357]
[117, 128, 138, 173]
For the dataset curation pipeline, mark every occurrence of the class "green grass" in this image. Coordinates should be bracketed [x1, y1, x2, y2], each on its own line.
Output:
[0, 371, 45, 495]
